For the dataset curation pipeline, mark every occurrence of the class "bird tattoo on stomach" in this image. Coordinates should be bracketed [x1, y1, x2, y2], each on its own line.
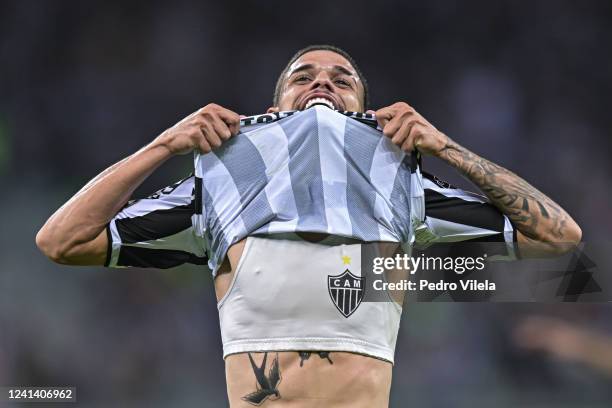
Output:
[242, 351, 334, 405]
[242, 352, 282, 406]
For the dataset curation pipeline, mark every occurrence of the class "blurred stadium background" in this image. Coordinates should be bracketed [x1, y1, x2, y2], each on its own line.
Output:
[1, 0, 611, 406]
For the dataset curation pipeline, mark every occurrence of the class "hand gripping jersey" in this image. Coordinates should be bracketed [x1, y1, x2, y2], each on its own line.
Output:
[193, 107, 422, 275]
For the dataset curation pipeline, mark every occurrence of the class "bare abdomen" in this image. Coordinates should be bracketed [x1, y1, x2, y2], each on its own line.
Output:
[225, 351, 392, 408]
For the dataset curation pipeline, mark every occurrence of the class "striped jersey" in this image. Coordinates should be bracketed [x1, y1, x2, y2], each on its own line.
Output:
[193, 107, 418, 273]
[106, 108, 516, 274]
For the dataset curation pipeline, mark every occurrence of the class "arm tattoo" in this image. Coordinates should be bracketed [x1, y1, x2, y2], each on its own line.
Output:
[242, 352, 282, 406]
[438, 138, 573, 242]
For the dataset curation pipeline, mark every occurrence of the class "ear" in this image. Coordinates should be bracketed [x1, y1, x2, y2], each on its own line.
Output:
[267, 106, 280, 113]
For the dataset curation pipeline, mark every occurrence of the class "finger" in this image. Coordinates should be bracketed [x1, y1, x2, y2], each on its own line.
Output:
[392, 119, 414, 146]
[374, 107, 393, 129]
[196, 133, 212, 153]
[401, 123, 424, 153]
[383, 114, 406, 140]
[365, 109, 376, 115]
[217, 108, 241, 136]
[401, 132, 416, 153]
[211, 115, 233, 141]
[200, 122, 222, 148]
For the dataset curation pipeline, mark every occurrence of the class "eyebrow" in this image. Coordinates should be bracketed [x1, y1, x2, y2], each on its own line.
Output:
[289, 63, 357, 78]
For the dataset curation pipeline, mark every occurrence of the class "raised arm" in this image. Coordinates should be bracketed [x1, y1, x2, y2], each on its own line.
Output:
[36, 104, 240, 265]
[435, 137, 581, 255]
[373, 102, 582, 255]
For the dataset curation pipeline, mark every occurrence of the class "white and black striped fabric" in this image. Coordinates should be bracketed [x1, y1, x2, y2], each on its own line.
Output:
[105, 107, 516, 272]
[416, 172, 517, 260]
[193, 107, 419, 273]
[105, 175, 208, 269]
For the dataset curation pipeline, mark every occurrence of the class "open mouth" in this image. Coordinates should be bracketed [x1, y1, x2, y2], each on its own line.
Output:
[304, 97, 337, 110]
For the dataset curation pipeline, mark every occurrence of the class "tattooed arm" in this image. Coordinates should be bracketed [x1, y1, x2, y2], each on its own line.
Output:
[373, 102, 582, 256]
[436, 138, 581, 255]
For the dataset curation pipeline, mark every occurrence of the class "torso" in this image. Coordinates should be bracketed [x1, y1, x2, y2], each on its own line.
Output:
[225, 350, 391, 408]
[214, 236, 394, 408]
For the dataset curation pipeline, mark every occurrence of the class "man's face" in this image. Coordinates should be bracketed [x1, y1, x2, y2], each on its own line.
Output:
[271, 50, 365, 113]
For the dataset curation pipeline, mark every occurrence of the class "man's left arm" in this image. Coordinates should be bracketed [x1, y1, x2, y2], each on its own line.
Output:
[374, 102, 582, 256]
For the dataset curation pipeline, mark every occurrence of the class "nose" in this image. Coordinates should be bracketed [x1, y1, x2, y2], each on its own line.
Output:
[309, 72, 334, 92]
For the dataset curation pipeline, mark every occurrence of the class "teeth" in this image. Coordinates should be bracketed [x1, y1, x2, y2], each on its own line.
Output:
[304, 97, 336, 110]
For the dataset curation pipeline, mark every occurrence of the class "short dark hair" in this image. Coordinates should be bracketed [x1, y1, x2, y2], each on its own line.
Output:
[273, 45, 370, 111]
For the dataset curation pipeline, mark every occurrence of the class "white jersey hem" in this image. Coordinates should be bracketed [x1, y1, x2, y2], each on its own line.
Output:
[223, 337, 395, 364]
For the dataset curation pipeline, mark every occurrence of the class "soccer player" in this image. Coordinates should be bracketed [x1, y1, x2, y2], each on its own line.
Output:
[36, 45, 581, 407]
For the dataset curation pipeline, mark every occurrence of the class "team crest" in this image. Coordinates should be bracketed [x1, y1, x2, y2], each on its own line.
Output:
[327, 269, 365, 318]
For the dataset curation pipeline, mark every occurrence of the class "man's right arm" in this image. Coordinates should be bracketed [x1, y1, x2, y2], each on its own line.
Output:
[35, 104, 240, 265]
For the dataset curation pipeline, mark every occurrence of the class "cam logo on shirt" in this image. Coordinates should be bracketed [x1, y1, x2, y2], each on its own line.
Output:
[328, 269, 365, 318]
